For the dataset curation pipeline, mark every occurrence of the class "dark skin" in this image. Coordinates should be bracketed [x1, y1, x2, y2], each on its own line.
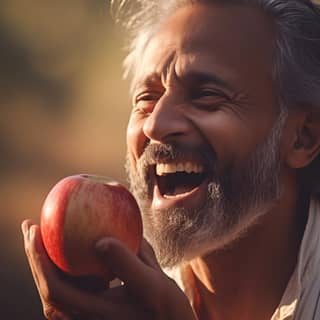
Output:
[22, 3, 320, 320]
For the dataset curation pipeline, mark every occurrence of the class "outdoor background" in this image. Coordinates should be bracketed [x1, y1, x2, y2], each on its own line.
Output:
[3, 1, 320, 319]
[1, 1, 130, 318]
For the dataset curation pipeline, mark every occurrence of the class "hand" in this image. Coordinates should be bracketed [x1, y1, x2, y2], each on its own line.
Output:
[21, 220, 196, 320]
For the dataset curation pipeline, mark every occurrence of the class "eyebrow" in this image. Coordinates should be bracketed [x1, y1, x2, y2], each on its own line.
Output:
[133, 70, 234, 92]
[133, 74, 161, 92]
[182, 71, 234, 91]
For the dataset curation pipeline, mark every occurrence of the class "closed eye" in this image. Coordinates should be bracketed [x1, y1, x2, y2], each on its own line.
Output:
[189, 87, 231, 112]
[134, 89, 164, 103]
[191, 88, 228, 100]
[133, 91, 162, 115]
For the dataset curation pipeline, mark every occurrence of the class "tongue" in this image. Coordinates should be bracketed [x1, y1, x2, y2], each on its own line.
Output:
[167, 184, 195, 196]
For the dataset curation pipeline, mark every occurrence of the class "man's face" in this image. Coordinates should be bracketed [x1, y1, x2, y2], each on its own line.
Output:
[126, 4, 284, 268]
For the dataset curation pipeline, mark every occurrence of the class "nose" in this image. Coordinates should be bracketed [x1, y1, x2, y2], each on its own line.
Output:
[142, 92, 190, 143]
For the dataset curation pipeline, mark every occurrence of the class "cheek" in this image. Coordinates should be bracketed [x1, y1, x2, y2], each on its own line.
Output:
[193, 112, 264, 162]
[126, 114, 147, 165]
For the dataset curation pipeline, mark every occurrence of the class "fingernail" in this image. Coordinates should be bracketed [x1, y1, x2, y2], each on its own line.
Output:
[95, 238, 111, 252]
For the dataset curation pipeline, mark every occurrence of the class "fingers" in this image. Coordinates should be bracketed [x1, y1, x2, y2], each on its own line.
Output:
[22, 220, 69, 319]
[22, 222, 57, 299]
[21, 220, 150, 319]
[138, 239, 161, 270]
[95, 237, 166, 306]
[44, 308, 72, 320]
[22, 221, 194, 319]
[22, 220, 50, 299]
[94, 237, 196, 319]
[22, 221, 104, 315]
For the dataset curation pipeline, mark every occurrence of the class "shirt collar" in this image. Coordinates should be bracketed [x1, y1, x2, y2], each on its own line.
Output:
[271, 195, 320, 319]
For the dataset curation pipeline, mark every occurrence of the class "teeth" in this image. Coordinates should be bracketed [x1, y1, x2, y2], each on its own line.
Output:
[156, 162, 204, 176]
[185, 162, 193, 173]
[177, 163, 184, 171]
[164, 163, 177, 173]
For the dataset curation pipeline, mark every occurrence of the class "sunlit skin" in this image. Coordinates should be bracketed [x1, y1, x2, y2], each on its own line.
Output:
[128, 5, 280, 212]
[127, 4, 313, 319]
[21, 3, 320, 320]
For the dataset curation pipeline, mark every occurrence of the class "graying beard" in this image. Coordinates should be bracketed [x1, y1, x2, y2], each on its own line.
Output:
[126, 110, 287, 268]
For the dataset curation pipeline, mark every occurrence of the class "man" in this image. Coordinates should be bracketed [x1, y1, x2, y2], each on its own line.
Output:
[22, 0, 320, 319]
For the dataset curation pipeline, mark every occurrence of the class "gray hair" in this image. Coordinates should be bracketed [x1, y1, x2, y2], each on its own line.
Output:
[112, 0, 320, 191]
[112, 0, 320, 111]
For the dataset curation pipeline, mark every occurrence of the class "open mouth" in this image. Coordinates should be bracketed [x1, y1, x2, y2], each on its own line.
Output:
[155, 162, 208, 197]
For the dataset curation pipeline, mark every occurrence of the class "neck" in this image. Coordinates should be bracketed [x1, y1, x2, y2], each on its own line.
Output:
[186, 181, 309, 320]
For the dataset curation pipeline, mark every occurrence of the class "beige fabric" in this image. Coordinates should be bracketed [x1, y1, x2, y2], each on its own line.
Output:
[271, 196, 320, 320]
[167, 196, 320, 319]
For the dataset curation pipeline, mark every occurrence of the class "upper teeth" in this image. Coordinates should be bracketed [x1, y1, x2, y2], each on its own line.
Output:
[156, 162, 204, 176]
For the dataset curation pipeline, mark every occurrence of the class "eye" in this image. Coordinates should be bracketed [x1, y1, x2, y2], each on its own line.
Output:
[190, 87, 230, 112]
[191, 87, 227, 100]
[135, 93, 159, 103]
[133, 91, 161, 115]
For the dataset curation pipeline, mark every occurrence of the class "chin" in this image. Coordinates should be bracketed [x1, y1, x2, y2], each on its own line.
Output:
[143, 200, 277, 270]
[126, 124, 284, 268]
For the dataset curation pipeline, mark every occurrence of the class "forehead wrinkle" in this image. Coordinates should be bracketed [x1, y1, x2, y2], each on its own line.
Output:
[160, 51, 179, 89]
[160, 51, 200, 89]
[133, 46, 179, 91]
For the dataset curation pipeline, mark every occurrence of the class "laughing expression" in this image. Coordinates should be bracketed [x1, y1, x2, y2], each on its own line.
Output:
[125, 4, 284, 268]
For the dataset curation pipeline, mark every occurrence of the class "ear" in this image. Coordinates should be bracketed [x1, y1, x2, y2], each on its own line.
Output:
[286, 111, 320, 169]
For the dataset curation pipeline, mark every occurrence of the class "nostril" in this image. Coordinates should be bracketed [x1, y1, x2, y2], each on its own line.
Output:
[142, 109, 190, 142]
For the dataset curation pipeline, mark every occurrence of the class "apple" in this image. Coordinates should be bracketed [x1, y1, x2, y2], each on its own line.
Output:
[40, 174, 143, 279]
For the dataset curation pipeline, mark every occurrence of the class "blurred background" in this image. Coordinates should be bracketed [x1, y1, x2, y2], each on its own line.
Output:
[0, 0, 130, 318]
[4, 1, 320, 319]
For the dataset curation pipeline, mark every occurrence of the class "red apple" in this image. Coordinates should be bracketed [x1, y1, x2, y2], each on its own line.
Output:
[40, 174, 143, 279]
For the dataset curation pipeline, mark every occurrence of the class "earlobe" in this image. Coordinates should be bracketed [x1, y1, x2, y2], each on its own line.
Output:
[286, 111, 320, 169]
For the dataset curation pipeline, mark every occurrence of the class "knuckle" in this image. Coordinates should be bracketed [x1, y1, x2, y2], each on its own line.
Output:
[43, 303, 58, 319]
[24, 233, 37, 258]
[23, 237, 31, 255]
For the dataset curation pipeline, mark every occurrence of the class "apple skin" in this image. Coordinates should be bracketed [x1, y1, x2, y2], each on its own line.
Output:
[40, 174, 143, 279]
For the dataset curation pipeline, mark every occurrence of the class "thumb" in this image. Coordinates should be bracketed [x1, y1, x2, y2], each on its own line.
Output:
[95, 238, 196, 320]
[95, 237, 162, 303]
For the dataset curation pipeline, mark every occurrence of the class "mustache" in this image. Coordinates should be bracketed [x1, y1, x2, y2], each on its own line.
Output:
[136, 142, 217, 177]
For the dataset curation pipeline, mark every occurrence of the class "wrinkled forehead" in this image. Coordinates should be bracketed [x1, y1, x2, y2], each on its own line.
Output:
[133, 3, 275, 90]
